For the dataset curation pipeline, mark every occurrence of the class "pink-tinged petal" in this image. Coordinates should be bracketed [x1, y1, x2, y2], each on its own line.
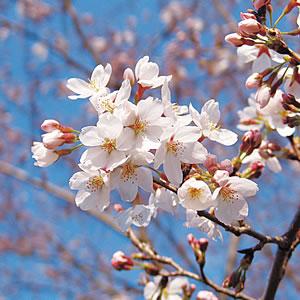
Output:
[79, 126, 102, 146]
[97, 113, 123, 138]
[137, 97, 163, 122]
[66, 78, 93, 99]
[135, 56, 149, 79]
[154, 142, 166, 169]
[106, 151, 126, 170]
[266, 157, 282, 173]
[139, 62, 159, 80]
[228, 177, 258, 197]
[252, 53, 271, 73]
[215, 193, 248, 224]
[189, 103, 202, 128]
[164, 153, 182, 186]
[137, 167, 153, 192]
[69, 171, 89, 190]
[75, 190, 97, 210]
[182, 142, 207, 163]
[118, 180, 138, 202]
[237, 45, 259, 64]
[91, 64, 105, 86]
[201, 99, 220, 124]
[175, 126, 202, 143]
[209, 128, 238, 146]
[117, 127, 135, 151]
[115, 79, 131, 104]
[95, 63, 112, 88]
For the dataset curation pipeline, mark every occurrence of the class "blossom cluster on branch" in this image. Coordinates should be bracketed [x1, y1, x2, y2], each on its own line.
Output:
[31, 0, 300, 299]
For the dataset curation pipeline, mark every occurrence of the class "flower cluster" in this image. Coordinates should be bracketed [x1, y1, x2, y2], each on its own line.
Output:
[32, 55, 261, 237]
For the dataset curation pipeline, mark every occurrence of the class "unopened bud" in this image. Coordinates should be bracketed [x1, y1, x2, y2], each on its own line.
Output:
[42, 130, 76, 150]
[238, 19, 265, 37]
[143, 263, 160, 276]
[199, 238, 209, 252]
[123, 68, 135, 86]
[245, 72, 262, 89]
[240, 12, 257, 20]
[183, 283, 196, 298]
[282, 93, 300, 112]
[111, 251, 134, 271]
[249, 161, 264, 178]
[41, 119, 60, 132]
[224, 33, 244, 47]
[240, 130, 262, 155]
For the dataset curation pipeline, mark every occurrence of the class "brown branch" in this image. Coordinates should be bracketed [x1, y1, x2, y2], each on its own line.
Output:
[0, 160, 120, 233]
[197, 210, 284, 247]
[262, 206, 300, 300]
[127, 228, 255, 300]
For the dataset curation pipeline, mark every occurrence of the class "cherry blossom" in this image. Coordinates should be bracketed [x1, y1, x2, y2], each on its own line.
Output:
[154, 125, 207, 186]
[212, 170, 258, 224]
[149, 187, 178, 214]
[69, 165, 110, 211]
[79, 113, 132, 170]
[111, 151, 154, 202]
[178, 178, 214, 210]
[31, 142, 59, 167]
[185, 210, 222, 241]
[190, 100, 238, 146]
[121, 97, 166, 150]
[196, 290, 218, 300]
[135, 56, 172, 89]
[67, 63, 112, 100]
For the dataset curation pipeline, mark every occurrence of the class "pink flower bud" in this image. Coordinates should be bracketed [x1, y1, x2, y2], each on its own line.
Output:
[240, 12, 257, 20]
[42, 130, 65, 149]
[238, 19, 263, 37]
[111, 251, 134, 271]
[255, 84, 271, 108]
[224, 33, 244, 47]
[41, 119, 60, 132]
[249, 161, 264, 178]
[245, 73, 262, 89]
[204, 154, 218, 174]
[240, 130, 262, 155]
[253, 0, 271, 10]
[199, 238, 209, 252]
[219, 159, 233, 174]
[123, 68, 135, 86]
[113, 204, 124, 212]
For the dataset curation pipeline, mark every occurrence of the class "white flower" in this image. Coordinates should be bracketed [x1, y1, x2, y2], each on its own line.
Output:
[32, 142, 59, 167]
[178, 178, 214, 210]
[261, 90, 295, 137]
[79, 113, 132, 170]
[243, 148, 282, 173]
[66, 63, 112, 100]
[197, 290, 218, 300]
[69, 165, 110, 211]
[117, 204, 154, 230]
[185, 209, 222, 241]
[149, 187, 178, 214]
[89, 79, 131, 115]
[111, 151, 154, 202]
[144, 276, 189, 300]
[135, 56, 172, 88]
[154, 125, 207, 186]
[237, 94, 264, 131]
[190, 100, 238, 146]
[122, 97, 165, 150]
[161, 79, 191, 125]
[212, 170, 258, 224]
[237, 45, 284, 73]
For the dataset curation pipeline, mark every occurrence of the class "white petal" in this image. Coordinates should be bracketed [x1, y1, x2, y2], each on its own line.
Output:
[97, 113, 123, 139]
[137, 97, 163, 122]
[228, 177, 259, 197]
[79, 126, 102, 146]
[66, 78, 92, 99]
[266, 157, 282, 173]
[137, 167, 153, 192]
[208, 128, 238, 146]
[118, 180, 138, 202]
[175, 126, 202, 143]
[189, 103, 202, 128]
[69, 171, 89, 190]
[182, 142, 208, 163]
[201, 99, 220, 124]
[154, 142, 166, 169]
[164, 153, 182, 186]
[252, 53, 271, 73]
